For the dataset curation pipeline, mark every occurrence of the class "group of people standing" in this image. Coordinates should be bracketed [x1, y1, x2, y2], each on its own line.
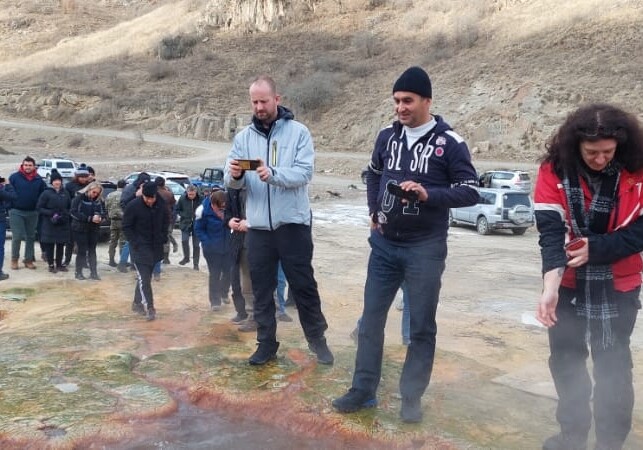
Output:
[222, 68, 643, 450]
[1, 66, 641, 449]
[0, 160, 106, 280]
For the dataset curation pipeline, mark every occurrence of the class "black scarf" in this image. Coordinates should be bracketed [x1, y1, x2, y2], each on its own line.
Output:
[562, 162, 620, 348]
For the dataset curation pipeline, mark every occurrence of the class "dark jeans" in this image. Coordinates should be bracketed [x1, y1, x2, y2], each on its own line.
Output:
[133, 261, 155, 310]
[230, 244, 246, 315]
[74, 230, 99, 274]
[0, 221, 5, 273]
[203, 249, 229, 307]
[246, 224, 328, 346]
[352, 231, 446, 400]
[181, 227, 200, 265]
[42, 242, 65, 267]
[549, 286, 640, 447]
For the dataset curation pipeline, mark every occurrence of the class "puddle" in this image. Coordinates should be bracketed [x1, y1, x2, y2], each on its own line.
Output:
[103, 401, 369, 450]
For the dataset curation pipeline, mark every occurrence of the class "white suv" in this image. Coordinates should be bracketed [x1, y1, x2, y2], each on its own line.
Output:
[36, 158, 77, 183]
[478, 170, 532, 192]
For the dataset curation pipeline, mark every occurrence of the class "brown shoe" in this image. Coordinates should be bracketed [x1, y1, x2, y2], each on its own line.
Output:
[11, 259, 19, 270]
[24, 261, 36, 270]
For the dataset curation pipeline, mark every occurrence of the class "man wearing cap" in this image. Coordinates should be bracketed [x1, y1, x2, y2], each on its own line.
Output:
[8, 156, 47, 270]
[332, 67, 479, 422]
[117, 172, 151, 273]
[122, 181, 168, 321]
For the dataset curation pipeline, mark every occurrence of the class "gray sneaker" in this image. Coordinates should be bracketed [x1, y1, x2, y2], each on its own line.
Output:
[238, 318, 258, 332]
[277, 312, 293, 322]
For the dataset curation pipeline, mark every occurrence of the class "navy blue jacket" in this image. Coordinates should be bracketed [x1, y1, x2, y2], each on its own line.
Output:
[367, 115, 479, 242]
[9, 171, 46, 211]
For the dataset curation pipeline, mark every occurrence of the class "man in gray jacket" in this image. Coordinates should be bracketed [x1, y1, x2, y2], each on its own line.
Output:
[225, 75, 333, 366]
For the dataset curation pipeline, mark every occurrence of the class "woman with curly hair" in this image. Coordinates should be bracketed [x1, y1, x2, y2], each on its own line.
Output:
[535, 103, 643, 450]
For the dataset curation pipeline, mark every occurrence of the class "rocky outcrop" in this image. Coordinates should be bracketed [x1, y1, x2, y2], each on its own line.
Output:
[198, 0, 290, 33]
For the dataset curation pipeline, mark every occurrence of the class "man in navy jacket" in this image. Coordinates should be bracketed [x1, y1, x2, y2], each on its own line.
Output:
[8, 156, 46, 270]
[333, 67, 479, 422]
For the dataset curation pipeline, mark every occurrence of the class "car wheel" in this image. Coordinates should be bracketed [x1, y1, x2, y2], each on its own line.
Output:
[448, 210, 456, 227]
[476, 216, 490, 235]
[512, 227, 528, 235]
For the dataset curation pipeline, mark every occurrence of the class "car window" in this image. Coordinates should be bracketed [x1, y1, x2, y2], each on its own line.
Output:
[168, 177, 190, 186]
[56, 162, 75, 169]
[502, 193, 531, 208]
[493, 172, 513, 180]
[479, 192, 496, 205]
[519, 173, 530, 181]
[167, 183, 185, 196]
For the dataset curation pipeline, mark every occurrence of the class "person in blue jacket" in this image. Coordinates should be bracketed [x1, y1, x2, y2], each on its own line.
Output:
[333, 66, 479, 423]
[195, 190, 230, 312]
[225, 75, 333, 366]
[8, 156, 46, 270]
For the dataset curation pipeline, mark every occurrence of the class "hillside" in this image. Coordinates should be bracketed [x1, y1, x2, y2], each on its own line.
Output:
[0, 0, 641, 165]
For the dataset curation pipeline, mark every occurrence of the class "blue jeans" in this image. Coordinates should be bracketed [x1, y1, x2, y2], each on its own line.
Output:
[119, 241, 130, 265]
[356, 282, 410, 344]
[276, 261, 287, 314]
[352, 231, 446, 400]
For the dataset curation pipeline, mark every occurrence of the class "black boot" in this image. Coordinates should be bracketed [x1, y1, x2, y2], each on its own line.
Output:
[248, 342, 279, 365]
[179, 241, 190, 265]
[89, 272, 101, 281]
[75, 272, 86, 280]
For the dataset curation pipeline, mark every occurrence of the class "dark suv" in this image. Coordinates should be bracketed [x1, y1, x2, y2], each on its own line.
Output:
[449, 188, 534, 235]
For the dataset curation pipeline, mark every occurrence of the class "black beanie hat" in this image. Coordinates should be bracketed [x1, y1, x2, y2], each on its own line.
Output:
[50, 169, 63, 183]
[393, 66, 432, 98]
[142, 181, 157, 197]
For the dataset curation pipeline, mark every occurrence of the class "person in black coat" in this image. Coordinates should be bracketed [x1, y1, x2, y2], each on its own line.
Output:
[0, 175, 17, 280]
[70, 181, 106, 281]
[36, 170, 71, 273]
[122, 182, 168, 321]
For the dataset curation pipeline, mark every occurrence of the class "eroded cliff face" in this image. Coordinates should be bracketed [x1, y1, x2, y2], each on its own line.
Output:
[198, 0, 291, 32]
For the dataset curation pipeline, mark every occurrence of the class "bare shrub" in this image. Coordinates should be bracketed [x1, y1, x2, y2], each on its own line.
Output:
[353, 31, 382, 59]
[312, 56, 344, 72]
[158, 35, 198, 60]
[67, 135, 84, 148]
[148, 61, 175, 81]
[284, 73, 340, 113]
[345, 61, 371, 77]
[453, 18, 479, 49]
[367, 0, 387, 8]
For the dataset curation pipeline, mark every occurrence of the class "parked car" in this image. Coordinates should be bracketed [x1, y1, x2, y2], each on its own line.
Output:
[165, 179, 186, 202]
[449, 188, 534, 235]
[123, 171, 191, 188]
[478, 170, 532, 192]
[191, 167, 224, 194]
[36, 158, 78, 184]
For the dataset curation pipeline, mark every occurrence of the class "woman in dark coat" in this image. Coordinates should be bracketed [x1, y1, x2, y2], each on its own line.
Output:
[36, 170, 71, 273]
[70, 181, 105, 280]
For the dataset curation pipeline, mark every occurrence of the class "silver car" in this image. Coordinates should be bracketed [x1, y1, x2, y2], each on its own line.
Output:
[478, 170, 532, 192]
[449, 188, 535, 235]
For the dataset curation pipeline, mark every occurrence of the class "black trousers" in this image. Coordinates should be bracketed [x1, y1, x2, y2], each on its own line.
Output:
[42, 242, 65, 267]
[549, 286, 640, 447]
[246, 224, 328, 346]
[75, 230, 99, 274]
[133, 261, 155, 310]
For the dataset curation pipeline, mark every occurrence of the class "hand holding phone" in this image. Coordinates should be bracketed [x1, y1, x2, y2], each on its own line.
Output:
[236, 159, 261, 171]
[564, 238, 586, 251]
[386, 183, 419, 201]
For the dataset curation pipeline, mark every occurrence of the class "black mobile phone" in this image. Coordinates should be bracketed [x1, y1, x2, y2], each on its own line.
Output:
[386, 183, 418, 201]
[236, 159, 261, 171]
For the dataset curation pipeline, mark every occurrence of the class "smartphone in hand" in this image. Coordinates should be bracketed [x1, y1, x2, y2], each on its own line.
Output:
[565, 238, 586, 251]
[236, 159, 261, 171]
[386, 183, 418, 201]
